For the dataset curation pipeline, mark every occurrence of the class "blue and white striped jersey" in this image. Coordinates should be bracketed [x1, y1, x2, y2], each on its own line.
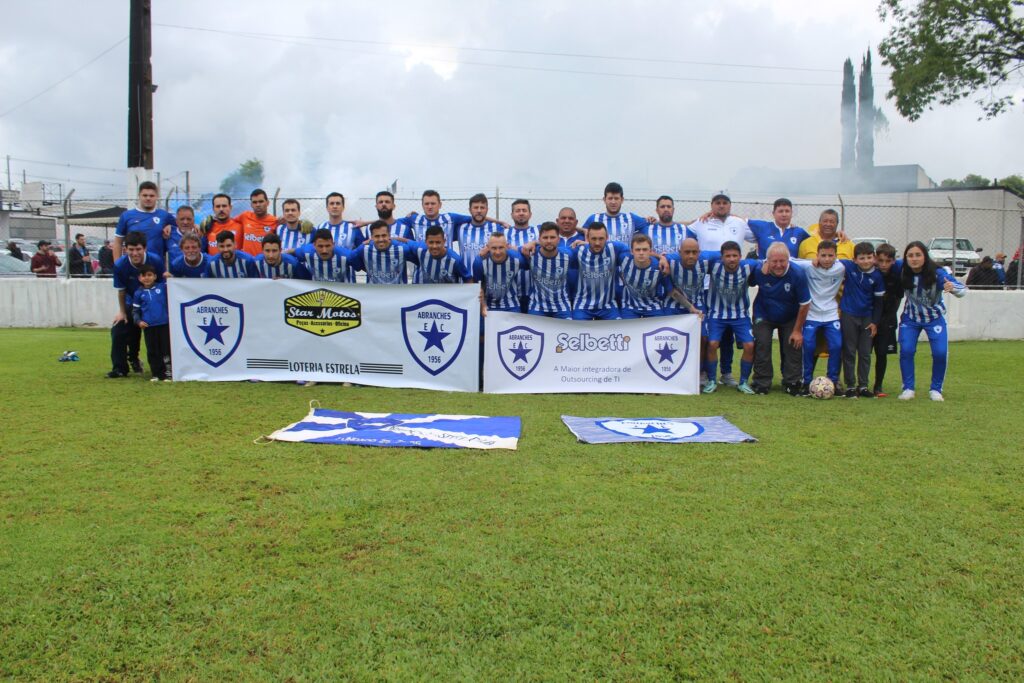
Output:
[386, 216, 414, 240]
[409, 212, 472, 244]
[705, 258, 760, 319]
[298, 245, 357, 282]
[205, 252, 254, 279]
[643, 223, 694, 255]
[582, 212, 648, 244]
[409, 242, 470, 284]
[474, 252, 526, 311]
[352, 242, 414, 284]
[664, 254, 710, 311]
[316, 221, 363, 250]
[277, 224, 309, 253]
[618, 254, 670, 313]
[457, 221, 502, 271]
[251, 253, 301, 279]
[527, 248, 577, 313]
[504, 225, 538, 249]
[558, 233, 585, 249]
[573, 241, 628, 311]
[899, 264, 967, 323]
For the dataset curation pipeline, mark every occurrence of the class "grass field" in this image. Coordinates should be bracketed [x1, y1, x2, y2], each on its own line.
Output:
[1, 328, 1022, 680]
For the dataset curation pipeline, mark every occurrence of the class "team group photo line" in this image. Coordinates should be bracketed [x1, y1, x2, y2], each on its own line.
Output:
[105, 180, 967, 400]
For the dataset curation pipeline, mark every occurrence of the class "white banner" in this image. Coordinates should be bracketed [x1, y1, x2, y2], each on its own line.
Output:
[169, 280, 480, 392]
[483, 312, 701, 394]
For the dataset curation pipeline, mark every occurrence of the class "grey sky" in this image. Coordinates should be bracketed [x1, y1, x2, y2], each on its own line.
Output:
[1, 0, 1021, 202]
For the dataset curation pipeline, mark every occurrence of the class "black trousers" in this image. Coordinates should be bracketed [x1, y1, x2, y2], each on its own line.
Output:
[110, 308, 142, 374]
[841, 314, 874, 389]
[143, 325, 172, 379]
[752, 318, 801, 390]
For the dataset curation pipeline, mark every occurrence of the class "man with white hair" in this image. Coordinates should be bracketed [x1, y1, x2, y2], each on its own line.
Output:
[748, 242, 811, 395]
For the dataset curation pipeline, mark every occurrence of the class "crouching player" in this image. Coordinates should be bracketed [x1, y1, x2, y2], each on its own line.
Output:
[896, 241, 967, 401]
[618, 234, 675, 318]
[703, 241, 760, 394]
[791, 240, 845, 394]
[132, 263, 172, 382]
[251, 233, 302, 279]
[664, 238, 709, 381]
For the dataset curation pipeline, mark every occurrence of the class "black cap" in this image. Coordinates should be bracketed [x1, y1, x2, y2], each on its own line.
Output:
[711, 193, 731, 203]
[37, 240, 51, 248]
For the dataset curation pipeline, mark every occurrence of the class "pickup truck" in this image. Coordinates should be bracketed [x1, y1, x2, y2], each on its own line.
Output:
[926, 237, 982, 276]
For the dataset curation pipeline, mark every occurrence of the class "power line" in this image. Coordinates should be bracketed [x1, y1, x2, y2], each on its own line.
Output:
[0, 36, 129, 118]
[5, 156, 124, 173]
[156, 24, 839, 87]
[20, 172, 122, 188]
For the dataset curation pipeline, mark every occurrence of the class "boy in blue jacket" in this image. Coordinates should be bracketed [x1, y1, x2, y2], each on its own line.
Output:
[133, 263, 172, 382]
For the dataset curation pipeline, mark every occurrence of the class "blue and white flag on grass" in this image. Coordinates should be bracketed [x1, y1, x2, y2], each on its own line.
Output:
[561, 415, 756, 444]
[269, 406, 520, 450]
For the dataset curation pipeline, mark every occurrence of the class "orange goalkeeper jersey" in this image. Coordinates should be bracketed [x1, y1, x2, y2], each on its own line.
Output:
[235, 211, 279, 256]
[204, 217, 242, 255]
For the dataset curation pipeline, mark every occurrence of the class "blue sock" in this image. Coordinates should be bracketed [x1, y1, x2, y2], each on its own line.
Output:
[740, 359, 753, 384]
[706, 360, 718, 382]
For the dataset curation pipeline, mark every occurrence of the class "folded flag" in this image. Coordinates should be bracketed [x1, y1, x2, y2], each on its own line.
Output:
[269, 406, 520, 450]
[561, 415, 756, 444]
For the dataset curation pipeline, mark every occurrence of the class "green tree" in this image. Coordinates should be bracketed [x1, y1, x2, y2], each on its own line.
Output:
[841, 58, 857, 170]
[219, 158, 264, 197]
[939, 174, 993, 188]
[997, 174, 1024, 195]
[878, 0, 1024, 120]
[856, 52, 876, 173]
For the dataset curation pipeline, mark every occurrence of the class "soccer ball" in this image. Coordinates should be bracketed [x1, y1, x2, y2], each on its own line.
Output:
[809, 376, 835, 399]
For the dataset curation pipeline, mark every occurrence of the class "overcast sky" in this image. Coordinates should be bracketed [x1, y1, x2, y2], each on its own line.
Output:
[1, 0, 1021, 204]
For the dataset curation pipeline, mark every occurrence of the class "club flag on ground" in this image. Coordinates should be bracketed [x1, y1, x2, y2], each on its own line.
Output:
[561, 415, 756, 444]
[268, 406, 520, 450]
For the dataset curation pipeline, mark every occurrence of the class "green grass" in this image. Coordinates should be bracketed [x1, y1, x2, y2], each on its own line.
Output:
[1, 328, 1022, 680]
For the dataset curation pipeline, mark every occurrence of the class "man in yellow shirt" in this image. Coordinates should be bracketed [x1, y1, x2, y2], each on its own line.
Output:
[799, 209, 855, 260]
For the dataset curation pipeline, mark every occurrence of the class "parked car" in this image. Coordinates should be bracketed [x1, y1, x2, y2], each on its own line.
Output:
[855, 236, 890, 251]
[0, 251, 32, 276]
[926, 237, 982, 276]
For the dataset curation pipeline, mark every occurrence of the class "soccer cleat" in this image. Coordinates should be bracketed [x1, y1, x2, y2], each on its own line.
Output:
[874, 390, 888, 398]
[702, 380, 717, 394]
[105, 370, 128, 379]
[784, 383, 801, 397]
[720, 373, 738, 387]
[302, 380, 318, 388]
[131, 360, 144, 374]
[898, 389, 915, 400]
[929, 390, 944, 402]
[844, 388, 858, 399]
[753, 385, 770, 395]
[798, 382, 811, 397]
[858, 387, 874, 398]
[737, 382, 756, 395]
[150, 377, 162, 383]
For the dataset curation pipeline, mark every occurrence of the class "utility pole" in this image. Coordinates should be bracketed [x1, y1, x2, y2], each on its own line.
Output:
[127, 0, 154, 193]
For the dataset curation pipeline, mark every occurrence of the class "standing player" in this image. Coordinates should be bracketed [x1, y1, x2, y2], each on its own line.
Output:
[504, 199, 538, 249]
[277, 199, 313, 255]
[896, 241, 967, 401]
[520, 222, 577, 318]
[838, 242, 887, 397]
[872, 243, 903, 396]
[791, 241, 846, 394]
[114, 181, 177, 260]
[744, 198, 811, 258]
[582, 182, 652, 244]
[251, 233, 301, 279]
[317, 192, 362, 250]
[643, 195, 694, 255]
[408, 190, 473, 245]
[457, 194, 502, 272]
[168, 233, 208, 278]
[132, 263, 172, 382]
[474, 232, 526, 314]
[408, 226, 471, 284]
[166, 204, 198, 260]
[749, 243, 811, 395]
[201, 194, 242, 256]
[618, 234, 674, 318]
[702, 241, 761, 395]
[556, 207, 583, 247]
[108, 232, 165, 378]
[799, 209, 854, 260]
[206, 231, 254, 278]
[351, 220, 417, 284]
[234, 188, 278, 257]
[297, 228, 359, 282]
[373, 190, 414, 239]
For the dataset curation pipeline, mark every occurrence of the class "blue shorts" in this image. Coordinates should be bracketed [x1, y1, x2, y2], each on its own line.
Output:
[572, 307, 621, 320]
[707, 317, 753, 344]
[619, 308, 670, 319]
[528, 309, 572, 320]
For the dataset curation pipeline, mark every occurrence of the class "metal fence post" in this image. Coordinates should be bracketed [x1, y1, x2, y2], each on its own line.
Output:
[62, 189, 75, 279]
[1017, 202, 1024, 289]
[495, 185, 500, 221]
[948, 195, 957, 274]
[837, 193, 845, 233]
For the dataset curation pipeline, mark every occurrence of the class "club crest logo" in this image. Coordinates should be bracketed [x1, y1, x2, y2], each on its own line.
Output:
[597, 419, 705, 441]
[401, 299, 468, 376]
[180, 294, 244, 367]
[497, 325, 544, 380]
[642, 326, 690, 381]
[284, 288, 361, 337]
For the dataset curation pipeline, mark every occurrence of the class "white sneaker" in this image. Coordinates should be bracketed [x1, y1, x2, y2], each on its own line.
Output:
[898, 389, 915, 400]
[150, 377, 161, 383]
[720, 373, 738, 387]
[929, 390, 944, 402]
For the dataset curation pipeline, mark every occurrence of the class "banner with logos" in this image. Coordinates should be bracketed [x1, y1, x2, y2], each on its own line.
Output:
[483, 311, 701, 394]
[169, 280, 480, 391]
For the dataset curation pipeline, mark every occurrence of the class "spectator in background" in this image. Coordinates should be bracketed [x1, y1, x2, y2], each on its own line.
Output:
[6, 241, 25, 261]
[30, 240, 61, 277]
[98, 239, 115, 274]
[68, 233, 93, 277]
[993, 252, 1006, 285]
[966, 257, 1003, 289]
[1006, 257, 1022, 290]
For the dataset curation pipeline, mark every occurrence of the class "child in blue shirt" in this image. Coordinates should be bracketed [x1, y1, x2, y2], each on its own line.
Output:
[132, 263, 172, 381]
[838, 241, 886, 397]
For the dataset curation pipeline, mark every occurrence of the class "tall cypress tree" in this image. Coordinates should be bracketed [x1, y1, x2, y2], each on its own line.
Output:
[857, 51, 875, 173]
[840, 58, 856, 170]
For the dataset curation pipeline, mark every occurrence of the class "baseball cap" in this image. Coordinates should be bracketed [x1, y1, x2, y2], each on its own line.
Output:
[37, 240, 51, 248]
[711, 193, 731, 203]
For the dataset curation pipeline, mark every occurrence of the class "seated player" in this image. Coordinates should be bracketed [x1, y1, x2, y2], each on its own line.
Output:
[838, 242, 886, 398]
[407, 225, 472, 284]
[570, 222, 632, 320]
[296, 228, 359, 282]
[252, 233, 301, 279]
[474, 232, 526, 314]
[790, 240, 846, 394]
[132, 263, 172, 382]
[520, 222, 577, 319]
[205, 230, 254, 278]
[703, 241, 761, 394]
[618, 234, 674, 318]
[168, 233, 208, 278]
[351, 220, 417, 284]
